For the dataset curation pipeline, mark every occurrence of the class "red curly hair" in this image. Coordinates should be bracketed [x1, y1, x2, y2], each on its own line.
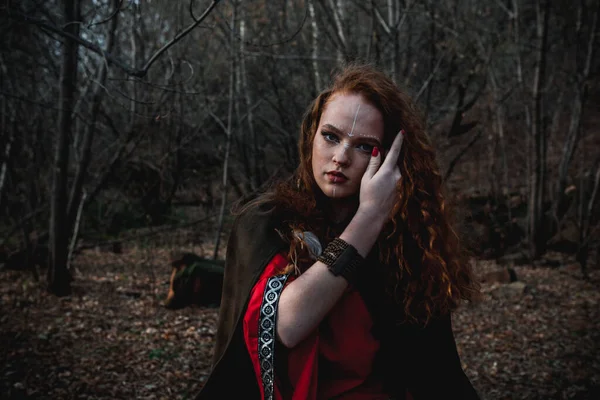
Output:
[241, 63, 478, 324]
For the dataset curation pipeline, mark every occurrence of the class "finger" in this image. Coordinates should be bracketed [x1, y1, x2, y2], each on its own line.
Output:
[380, 130, 404, 171]
[363, 146, 382, 180]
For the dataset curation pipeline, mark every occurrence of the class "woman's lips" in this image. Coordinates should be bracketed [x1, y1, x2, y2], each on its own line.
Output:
[326, 172, 348, 183]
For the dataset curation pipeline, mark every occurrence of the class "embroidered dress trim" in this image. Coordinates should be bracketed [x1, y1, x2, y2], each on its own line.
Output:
[259, 274, 288, 400]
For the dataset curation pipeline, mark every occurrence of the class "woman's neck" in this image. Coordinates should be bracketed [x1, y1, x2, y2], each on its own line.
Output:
[327, 196, 359, 225]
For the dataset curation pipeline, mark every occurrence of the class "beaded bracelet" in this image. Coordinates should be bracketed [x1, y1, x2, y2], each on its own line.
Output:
[317, 238, 364, 284]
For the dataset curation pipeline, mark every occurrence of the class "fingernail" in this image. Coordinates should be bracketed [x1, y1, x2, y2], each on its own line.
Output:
[372, 147, 379, 157]
[400, 129, 405, 136]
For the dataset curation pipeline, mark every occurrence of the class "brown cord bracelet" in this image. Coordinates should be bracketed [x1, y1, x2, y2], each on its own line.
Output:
[317, 238, 364, 284]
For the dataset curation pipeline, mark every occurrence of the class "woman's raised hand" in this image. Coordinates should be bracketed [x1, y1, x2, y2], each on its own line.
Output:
[276, 131, 405, 348]
[358, 130, 404, 224]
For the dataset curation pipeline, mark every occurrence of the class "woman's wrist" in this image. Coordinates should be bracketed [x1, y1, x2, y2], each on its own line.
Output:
[355, 206, 388, 230]
[339, 208, 386, 257]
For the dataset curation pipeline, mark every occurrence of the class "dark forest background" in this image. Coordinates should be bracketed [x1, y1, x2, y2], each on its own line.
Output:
[1, 0, 599, 293]
[0, 1, 599, 399]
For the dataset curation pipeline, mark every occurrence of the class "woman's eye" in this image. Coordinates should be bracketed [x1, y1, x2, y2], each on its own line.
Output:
[322, 132, 339, 143]
[357, 143, 374, 153]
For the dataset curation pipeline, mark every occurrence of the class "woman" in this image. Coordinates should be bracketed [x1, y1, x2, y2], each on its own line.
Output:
[196, 64, 480, 399]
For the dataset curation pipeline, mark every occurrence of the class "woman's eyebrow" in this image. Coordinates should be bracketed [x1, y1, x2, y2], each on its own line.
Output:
[359, 136, 382, 146]
[322, 123, 345, 135]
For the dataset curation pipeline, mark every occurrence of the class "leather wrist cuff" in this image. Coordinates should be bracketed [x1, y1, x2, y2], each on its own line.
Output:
[317, 238, 364, 284]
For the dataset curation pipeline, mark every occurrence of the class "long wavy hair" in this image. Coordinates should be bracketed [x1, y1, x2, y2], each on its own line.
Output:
[238, 63, 478, 324]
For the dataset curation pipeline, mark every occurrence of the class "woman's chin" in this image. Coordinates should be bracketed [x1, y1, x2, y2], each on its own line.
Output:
[324, 186, 358, 201]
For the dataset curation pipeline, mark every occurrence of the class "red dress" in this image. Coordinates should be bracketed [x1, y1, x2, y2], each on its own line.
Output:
[242, 253, 391, 400]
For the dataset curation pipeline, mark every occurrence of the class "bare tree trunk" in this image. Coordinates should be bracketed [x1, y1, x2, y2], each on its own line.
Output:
[235, 9, 251, 193]
[48, 0, 81, 296]
[583, 165, 600, 239]
[512, 0, 531, 205]
[512, 0, 523, 85]
[163, 2, 185, 215]
[130, 1, 142, 131]
[0, 54, 13, 214]
[213, 4, 237, 260]
[387, 0, 401, 82]
[374, 0, 409, 80]
[0, 99, 12, 211]
[328, 0, 347, 64]
[0, 139, 10, 211]
[577, 161, 600, 277]
[489, 68, 509, 196]
[366, 0, 375, 61]
[67, 190, 86, 273]
[67, 0, 119, 230]
[424, 3, 436, 120]
[388, 0, 396, 79]
[239, 8, 262, 190]
[281, 0, 288, 29]
[308, 0, 322, 92]
[528, 0, 551, 260]
[554, 2, 598, 220]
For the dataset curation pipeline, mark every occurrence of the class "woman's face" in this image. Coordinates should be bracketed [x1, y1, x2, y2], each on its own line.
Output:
[311, 92, 385, 200]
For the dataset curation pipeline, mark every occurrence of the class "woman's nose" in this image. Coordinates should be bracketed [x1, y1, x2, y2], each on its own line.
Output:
[332, 143, 351, 166]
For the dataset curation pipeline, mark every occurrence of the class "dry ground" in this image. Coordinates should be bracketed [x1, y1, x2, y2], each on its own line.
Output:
[1, 246, 599, 400]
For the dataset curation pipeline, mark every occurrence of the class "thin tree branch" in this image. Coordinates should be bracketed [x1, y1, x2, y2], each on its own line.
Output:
[374, 7, 391, 35]
[87, 0, 124, 28]
[141, 0, 220, 77]
[0, 207, 48, 248]
[216, 1, 308, 48]
[242, 50, 338, 61]
[208, 110, 229, 135]
[8, 0, 221, 78]
[490, 0, 516, 18]
[444, 129, 484, 182]
[414, 52, 446, 102]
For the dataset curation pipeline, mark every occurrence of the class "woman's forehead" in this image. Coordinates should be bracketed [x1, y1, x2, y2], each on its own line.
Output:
[320, 93, 384, 138]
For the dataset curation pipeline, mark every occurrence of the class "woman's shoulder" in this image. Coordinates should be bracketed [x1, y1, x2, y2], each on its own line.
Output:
[232, 197, 283, 231]
[227, 197, 289, 253]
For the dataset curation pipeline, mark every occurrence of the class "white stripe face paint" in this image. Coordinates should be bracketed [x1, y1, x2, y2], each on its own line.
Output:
[329, 104, 381, 143]
[330, 102, 380, 164]
[338, 134, 352, 160]
[333, 104, 363, 198]
[348, 104, 361, 137]
[329, 125, 381, 143]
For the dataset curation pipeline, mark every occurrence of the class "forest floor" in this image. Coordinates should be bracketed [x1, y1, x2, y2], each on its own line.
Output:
[1, 246, 599, 400]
